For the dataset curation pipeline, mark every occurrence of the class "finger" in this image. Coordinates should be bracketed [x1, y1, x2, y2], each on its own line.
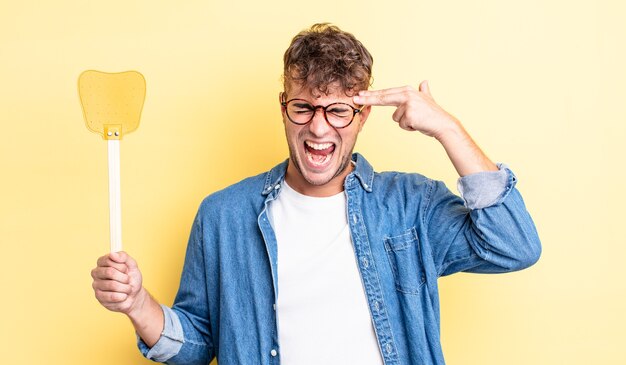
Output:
[109, 251, 128, 264]
[353, 92, 408, 107]
[419, 80, 433, 99]
[96, 255, 110, 267]
[109, 251, 139, 272]
[91, 266, 130, 284]
[95, 289, 129, 304]
[96, 255, 128, 273]
[358, 85, 414, 96]
[391, 105, 406, 124]
[93, 279, 133, 294]
[124, 253, 139, 271]
[110, 251, 139, 270]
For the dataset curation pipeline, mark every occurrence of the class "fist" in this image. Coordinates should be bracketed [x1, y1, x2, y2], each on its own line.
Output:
[91, 251, 144, 315]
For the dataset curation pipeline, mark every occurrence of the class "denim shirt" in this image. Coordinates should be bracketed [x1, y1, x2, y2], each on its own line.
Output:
[138, 153, 541, 365]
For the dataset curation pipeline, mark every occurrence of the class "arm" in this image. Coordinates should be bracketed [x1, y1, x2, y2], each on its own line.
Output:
[354, 82, 540, 273]
[93, 211, 215, 364]
[91, 251, 164, 346]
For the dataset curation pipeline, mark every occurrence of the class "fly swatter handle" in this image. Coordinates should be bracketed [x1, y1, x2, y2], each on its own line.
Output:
[108, 140, 123, 252]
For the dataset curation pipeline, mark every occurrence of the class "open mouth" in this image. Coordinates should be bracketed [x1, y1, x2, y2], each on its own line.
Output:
[304, 140, 336, 167]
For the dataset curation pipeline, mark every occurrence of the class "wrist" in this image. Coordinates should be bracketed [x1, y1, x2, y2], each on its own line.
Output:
[127, 286, 150, 322]
[433, 115, 465, 143]
[127, 287, 165, 345]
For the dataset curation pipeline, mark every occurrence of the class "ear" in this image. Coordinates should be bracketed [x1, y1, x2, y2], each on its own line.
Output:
[279, 92, 286, 111]
[357, 105, 371, 131]
[279, 92, 288, 125]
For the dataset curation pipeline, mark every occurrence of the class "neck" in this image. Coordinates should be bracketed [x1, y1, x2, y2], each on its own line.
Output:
[284, 161, 353, 197]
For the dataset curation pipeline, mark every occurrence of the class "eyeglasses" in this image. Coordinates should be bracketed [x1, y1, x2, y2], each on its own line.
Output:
[281, 98, 364, 129]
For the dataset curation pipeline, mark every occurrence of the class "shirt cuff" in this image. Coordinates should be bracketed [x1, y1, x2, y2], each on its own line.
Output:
[137, 304, 184, 362]
[457, 163, 517, 210]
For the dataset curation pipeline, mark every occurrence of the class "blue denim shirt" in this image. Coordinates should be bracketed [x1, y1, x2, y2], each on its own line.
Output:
[138, 153, 541, 365]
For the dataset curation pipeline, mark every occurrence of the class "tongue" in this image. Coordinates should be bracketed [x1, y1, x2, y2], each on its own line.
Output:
[310, 153, 327, 164]
[306, 144, 335, 156]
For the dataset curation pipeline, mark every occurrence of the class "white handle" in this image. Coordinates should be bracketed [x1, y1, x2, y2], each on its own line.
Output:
[108, 140, 122, 252]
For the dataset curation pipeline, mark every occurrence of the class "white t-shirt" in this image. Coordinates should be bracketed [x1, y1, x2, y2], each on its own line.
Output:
[268, 181, 384, 364]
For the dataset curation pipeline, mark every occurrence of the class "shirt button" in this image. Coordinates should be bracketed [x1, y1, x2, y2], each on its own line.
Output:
[361, 256, 369, 268]
[385, 343, 393, 354]
[270, 349, 277, 357]
[274, 184, 280, 190]
[273, 303, 276, 310]
[373, 301, 380, 311]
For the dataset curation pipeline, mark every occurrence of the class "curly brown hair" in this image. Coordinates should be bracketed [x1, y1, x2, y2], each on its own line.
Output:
[283, 23, 373, 97]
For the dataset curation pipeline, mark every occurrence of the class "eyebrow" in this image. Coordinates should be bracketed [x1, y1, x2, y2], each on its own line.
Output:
[327, 104, 351, 109]
[293, 101, 357, 108]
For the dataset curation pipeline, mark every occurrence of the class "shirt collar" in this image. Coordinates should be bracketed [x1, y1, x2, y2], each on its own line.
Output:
[350, 153, 374, 192]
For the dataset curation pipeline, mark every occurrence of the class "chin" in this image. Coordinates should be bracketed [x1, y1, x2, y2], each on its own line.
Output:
[302, 172, 337, 186]
[300, 155, 350, 186]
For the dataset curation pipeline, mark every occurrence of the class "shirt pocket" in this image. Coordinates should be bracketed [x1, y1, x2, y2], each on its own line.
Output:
[384, 227, 426, 295]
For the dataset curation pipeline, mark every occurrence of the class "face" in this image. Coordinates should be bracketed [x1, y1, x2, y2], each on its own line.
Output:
[280, 82, 371, 197]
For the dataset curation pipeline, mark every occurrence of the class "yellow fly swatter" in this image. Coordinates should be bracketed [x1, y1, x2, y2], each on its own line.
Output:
[78, 70, 146, 252]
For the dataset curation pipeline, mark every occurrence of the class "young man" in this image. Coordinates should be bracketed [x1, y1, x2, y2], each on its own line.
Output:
[91, 24, 541, 364]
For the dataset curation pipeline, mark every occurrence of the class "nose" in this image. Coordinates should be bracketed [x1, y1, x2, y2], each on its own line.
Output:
[308, 106, 333, 136]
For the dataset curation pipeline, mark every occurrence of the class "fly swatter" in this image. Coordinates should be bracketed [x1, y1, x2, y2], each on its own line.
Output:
[78, 70, 146, 252]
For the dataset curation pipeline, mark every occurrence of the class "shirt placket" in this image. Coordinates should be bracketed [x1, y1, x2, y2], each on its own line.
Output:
[345, 176, 400, 364]
[258, 186, 282, 364]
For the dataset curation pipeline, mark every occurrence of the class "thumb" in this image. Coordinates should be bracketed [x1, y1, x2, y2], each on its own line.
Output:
[109, 250, 126, 264]
[109, 251, 137, 270]
[124, 253, 139, 271]
[419, 80, 433, 98]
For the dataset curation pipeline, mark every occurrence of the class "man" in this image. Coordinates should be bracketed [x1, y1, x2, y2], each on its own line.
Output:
[91, 24, 541, 364]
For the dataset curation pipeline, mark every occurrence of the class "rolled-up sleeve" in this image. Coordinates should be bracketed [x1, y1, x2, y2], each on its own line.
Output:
[137, 304, 184, 362]
[457, 163, 514, 210]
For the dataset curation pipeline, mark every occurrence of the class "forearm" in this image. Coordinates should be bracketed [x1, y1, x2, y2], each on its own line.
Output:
[128, 287, 164, 348]
[435, 117, 498, 177]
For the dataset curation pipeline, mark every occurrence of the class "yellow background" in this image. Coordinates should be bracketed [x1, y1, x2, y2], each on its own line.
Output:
[1, 1, 624, 364]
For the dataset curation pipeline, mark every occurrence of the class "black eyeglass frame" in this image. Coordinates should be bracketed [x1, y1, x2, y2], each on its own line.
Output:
[280, 97, 364, 129]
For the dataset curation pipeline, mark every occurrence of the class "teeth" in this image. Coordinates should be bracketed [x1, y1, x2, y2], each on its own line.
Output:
[305, 141, 333, 150]
[305, 149, 332, 166]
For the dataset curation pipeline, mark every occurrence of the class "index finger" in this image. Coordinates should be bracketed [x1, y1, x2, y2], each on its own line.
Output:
[353, 91, 406, 107]
[358, 86, 413, 96]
